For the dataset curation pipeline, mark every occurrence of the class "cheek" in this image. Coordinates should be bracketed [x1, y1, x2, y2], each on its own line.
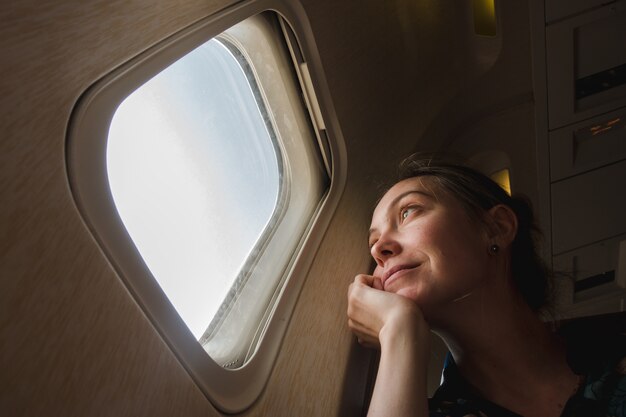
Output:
[427, 222, 488, 273]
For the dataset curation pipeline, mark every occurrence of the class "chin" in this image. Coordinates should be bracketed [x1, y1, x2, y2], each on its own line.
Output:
[393, 287, 426, 304]
[394, 286, 444, 316]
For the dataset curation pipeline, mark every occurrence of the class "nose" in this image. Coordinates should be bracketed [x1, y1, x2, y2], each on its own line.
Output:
[370, 231, 401, 267]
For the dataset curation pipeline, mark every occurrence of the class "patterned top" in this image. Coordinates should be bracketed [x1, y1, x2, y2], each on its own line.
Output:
[429, 319, 626, 417]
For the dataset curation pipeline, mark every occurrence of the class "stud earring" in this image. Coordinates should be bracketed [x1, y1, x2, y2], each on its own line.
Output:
[490, 244, 499, 254]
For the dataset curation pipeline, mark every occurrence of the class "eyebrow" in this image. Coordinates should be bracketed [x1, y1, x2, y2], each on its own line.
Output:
[368, 190, 433, 241]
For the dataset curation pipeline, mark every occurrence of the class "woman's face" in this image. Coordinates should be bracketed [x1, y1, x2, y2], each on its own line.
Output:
[368, 177, 494, 316]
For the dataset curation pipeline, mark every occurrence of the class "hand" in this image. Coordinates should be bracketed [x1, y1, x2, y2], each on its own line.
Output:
[348, 272, 431, 417]
[347, 273, 429, 350]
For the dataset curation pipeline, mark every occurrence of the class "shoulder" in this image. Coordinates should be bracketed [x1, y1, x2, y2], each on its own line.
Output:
[429, 355, 522, 417]
[559, 312, 626, 417]
[557, 311, 625, 375]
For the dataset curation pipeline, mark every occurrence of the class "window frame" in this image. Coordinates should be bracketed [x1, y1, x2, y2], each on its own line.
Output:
[66, 0, 347, 412]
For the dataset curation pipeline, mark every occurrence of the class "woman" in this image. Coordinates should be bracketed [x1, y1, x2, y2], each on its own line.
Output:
[347, 157, 625, 417]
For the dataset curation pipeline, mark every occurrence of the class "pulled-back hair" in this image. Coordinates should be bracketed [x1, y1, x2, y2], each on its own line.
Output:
[396, 154, 553, 312]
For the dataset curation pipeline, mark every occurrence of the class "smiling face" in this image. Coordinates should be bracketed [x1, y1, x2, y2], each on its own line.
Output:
[368, 176, 495, 318]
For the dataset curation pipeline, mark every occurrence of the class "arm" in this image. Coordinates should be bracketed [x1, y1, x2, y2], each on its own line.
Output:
[348, 274, 430, 417]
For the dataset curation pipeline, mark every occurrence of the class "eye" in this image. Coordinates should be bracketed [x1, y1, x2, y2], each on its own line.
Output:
[400, 205, 420, 221]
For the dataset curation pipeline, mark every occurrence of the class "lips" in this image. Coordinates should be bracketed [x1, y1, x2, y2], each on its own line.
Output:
[382, 263, 420, 289]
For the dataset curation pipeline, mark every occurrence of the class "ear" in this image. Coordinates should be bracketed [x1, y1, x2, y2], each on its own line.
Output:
[485, 204, 518, 248]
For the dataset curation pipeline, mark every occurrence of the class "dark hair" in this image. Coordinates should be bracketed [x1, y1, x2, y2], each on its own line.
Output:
[395, 155, 553, 312]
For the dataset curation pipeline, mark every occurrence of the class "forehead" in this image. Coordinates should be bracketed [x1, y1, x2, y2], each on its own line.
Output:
[372, 177, 438, 220]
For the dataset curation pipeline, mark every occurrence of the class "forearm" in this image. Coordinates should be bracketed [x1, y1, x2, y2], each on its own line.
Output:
[367, 323, 430, 417]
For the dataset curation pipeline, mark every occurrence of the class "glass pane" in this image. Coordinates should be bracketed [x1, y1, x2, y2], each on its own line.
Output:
[106, 39, 280, 339]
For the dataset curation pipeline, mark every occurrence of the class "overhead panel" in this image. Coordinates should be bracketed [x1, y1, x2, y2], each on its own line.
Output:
[542, 0, 626, 318]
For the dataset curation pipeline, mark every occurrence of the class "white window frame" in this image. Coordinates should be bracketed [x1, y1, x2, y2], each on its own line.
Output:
[66, 0, 346, 412]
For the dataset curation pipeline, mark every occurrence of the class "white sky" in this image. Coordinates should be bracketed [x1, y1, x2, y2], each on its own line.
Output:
[107, 39, 279, 339]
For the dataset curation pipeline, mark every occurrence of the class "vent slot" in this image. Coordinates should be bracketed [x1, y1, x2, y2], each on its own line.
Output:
[576, 63, 626, 100]
[574, 270, 616, 293]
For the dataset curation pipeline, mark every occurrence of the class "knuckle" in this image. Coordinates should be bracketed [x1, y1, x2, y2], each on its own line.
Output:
[347, 287, 360, 303]
[347, 305, 353, 317]
[355, 273, 369, 282]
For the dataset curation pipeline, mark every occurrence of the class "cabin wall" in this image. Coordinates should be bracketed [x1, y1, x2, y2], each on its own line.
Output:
[419, 0, 538, 204]
[1, 0, 536, 416]
[2, 2, 235, 415]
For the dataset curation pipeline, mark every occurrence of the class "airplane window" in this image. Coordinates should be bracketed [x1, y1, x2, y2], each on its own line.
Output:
[67, 8, 342, 411]
[107, 38, 281, 339]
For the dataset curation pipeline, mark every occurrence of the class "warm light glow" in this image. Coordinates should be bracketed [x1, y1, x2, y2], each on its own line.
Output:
[592, 126, 613, 136]
[589, 117, 622, 135]
[491, 168, 511, 195]
[473, 0, 497, 37]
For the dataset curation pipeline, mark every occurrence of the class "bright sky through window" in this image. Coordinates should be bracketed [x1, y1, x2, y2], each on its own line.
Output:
[107, 39, 280, 339]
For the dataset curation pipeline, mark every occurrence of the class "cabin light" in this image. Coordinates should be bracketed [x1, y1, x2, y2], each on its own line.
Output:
[490, 168, 511, 195]
[472, 0, 496, 37]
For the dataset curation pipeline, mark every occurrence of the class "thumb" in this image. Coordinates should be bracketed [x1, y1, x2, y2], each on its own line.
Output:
[372, 276, 383, 291]
[372, 265, 384, 290]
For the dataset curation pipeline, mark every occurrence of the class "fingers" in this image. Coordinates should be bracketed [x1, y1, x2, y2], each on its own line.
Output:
[372, 276, 383, 290]
[347, 274, 378, 307]
[349, 319, 381, 350]
[351, 271, 384, 291]
[372, 266, 384, 290]
[373, 265, 383, 278]
[354, 273, 375, 286]
[357, 336, 381, 350]
[347, 279, 381, 322]
[347, 283, 379, 347]
[347, 275, 390, 349]
[350, 273, 383, 293]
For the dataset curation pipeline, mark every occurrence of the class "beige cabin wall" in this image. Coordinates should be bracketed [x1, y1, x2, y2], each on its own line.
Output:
[0, 0, 536, 416]
[1, 2, 240, 415]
